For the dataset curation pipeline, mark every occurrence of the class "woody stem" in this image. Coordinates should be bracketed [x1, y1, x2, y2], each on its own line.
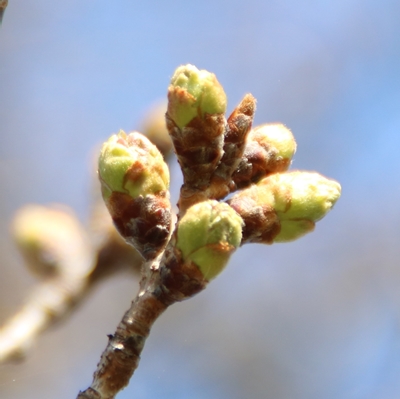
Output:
[76, 264, 172, 399]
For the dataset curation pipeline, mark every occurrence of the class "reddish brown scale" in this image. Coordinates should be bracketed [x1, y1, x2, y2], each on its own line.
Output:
[107, 191, 171, 260]
[208, 94, 256, 200]
[221, 93, 256, 169]
[228, 198, 281, 245]
[166, 112, 225, 188]
[232, 141, 291, 190]
[124, 161, 146, 185]
[159, 241, 207, 303]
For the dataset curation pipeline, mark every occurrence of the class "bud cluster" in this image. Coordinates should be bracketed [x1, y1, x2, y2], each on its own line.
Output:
[71, 64, 342, 399]
[98, 64, 341, 286]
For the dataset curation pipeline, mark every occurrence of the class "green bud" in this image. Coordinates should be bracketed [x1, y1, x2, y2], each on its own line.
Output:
[229, 171, 341, 244]
[98, 130, 169, 201]
[98, 130, 171, 260]
[252, 123, 296, 161]
[232, 123, 297, 190]
[176, 200, 243, 281]
[259, 171, 341, 242]
[167, 64, 227, 128]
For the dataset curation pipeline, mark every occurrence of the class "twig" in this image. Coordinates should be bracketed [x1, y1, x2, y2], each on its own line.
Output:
[77, 236, 207, 399]
[76, 261, 168, 399]
[75, 65, 341, 399]
[0, 0, 8, 25]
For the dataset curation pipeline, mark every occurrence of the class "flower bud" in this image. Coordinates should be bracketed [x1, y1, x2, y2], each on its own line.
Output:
[229, 171, 341, 244]
[267, 171, 341, 242]
[99, 130, 169, 201]
[98, 131, 171, 260]
[167, 64, 227, 129]
[176, 200, 243, 281]
[166, 65, 228, 212]
[232, 123, 296, 189]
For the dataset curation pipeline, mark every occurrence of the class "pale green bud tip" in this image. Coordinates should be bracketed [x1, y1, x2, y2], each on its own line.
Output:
[176, 200, 243, 281]
[259, 171, 341, 242]
[252, 123, 297, 160]
[98, 130, 169, 200]
[168, 64, 227, 128]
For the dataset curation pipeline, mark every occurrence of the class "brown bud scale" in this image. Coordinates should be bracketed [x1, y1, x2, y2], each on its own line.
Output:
[159, 241, 208, 303]
[228, 197, 281, 245]
[232, 141, 291, 190]
[166, 112, 225, 187]
[208, 94, 256, 199]
[107, 191, 171, 260]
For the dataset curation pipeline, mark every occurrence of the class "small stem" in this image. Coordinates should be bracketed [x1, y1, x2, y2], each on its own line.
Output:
[76, 263, 172, 399]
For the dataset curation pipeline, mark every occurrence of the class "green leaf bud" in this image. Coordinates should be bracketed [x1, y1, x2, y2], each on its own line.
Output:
[98, 130, 169, 201]
[176, 200, 243, 281]
[167, 64, 227, 129]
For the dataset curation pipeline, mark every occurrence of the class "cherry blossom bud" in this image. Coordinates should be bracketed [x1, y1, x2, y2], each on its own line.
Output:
[167, 64, 227, 129]
[233, 123, 296, 189]
[269, 171, 341, 242]
[166, 64, 228, 212]
[229, 171, 341, 244]
[176, 200, 243, 281]
[98, 131, 171, 260]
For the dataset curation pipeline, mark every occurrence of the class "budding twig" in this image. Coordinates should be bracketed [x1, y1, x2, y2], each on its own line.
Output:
[0, 63, 341, 398]
[77, 235, 209, 399]
[74, 64, 340, 399]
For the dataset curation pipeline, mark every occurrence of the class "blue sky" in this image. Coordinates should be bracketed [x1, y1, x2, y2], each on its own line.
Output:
[1, 1, 400, 398]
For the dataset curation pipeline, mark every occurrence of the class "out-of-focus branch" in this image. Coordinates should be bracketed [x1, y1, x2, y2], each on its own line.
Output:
[0, 203, 141, 362]
[0, 204, 95, 361]
[0, 102, 172, 363]
[0, 0, 8, 25]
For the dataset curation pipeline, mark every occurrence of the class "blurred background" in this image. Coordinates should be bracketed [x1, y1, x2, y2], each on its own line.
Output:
[1, 1, 400, 398]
